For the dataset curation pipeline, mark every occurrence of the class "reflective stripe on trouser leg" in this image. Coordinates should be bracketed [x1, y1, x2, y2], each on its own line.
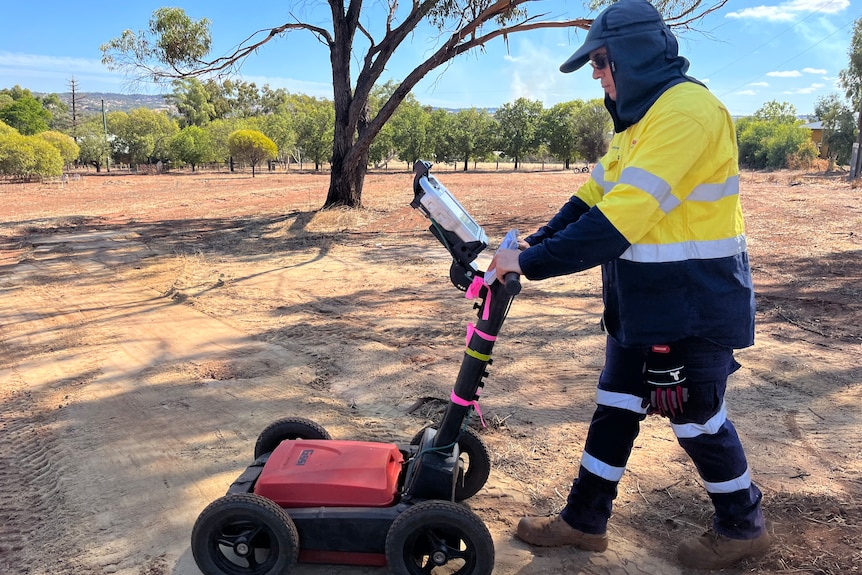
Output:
[673, 413, 765, 539]
[666, 338, 766, 540]
[561, 338, 648, 535]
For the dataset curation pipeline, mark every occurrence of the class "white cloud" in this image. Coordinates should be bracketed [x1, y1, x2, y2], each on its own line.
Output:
[783, 83, 826, 94]
[802, 67, 827, 74]
[735, 90, 758, 95]
[767, 70, 803, 77]
[748, 82, 770, 87]
[504, 54, 519, 63]
[506, 38, 597, 106]
[726, 0, 850, 21]
[0, 52, 106, 75]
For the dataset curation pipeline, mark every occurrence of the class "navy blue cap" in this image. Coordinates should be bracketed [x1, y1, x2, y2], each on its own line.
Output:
[560, 0, 668, 73]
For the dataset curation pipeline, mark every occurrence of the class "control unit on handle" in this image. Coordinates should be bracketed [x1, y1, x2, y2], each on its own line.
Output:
[411, 160, 489, 290]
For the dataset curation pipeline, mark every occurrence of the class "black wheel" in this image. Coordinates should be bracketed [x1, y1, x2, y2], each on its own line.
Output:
[191, 493, 299, 575]
[385, 500, 494, 575]
[410, 426, 491, 501]
[253, 417, 331, 459]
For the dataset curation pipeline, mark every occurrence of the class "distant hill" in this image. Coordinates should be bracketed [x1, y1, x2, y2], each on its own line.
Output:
[41, 92, 175, 114]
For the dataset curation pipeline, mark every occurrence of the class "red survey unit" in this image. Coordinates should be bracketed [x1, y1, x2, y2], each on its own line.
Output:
[254, 440, 404, 508]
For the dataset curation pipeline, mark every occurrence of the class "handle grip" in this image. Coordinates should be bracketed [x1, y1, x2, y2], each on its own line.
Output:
[503, 272, 522, 295]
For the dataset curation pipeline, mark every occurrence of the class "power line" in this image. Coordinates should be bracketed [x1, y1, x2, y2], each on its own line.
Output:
[717, 16, 857, 100]
[704, 0, 842, 79]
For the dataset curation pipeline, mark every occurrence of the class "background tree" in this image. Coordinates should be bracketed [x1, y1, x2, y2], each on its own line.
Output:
[101, 1, 727, 208]
[75, 117, 112, 172]
[495, 97, 543, 170]
[108, 107, 179, 166]
[367, 82, 400, 168]
[736, 100, 817, 169]
[0, 95, 51, 135]
[170, 125, 214, 170]
[294, 96, 335, 170]
[36, 131, 80, 167]
[427, 108, 457, 166]
[227, 129, 277, 177]
[260, 108, 296, 169]
[540, 101, 582, 169]
[0, 130, 63, 180]
[450, 108, 496, 171]
[814, 94, 856, 168]
[838, 15, 862, 176]
[573, 98, 612, 163]
[390, 98, 431, 168]
[167, 78, 217, 127]
[206, 117, 252, 169]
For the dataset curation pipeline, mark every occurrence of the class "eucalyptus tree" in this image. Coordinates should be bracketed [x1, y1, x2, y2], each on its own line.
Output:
[170, 125, 215, 170]
[540, 101, 582, 169]
[495, 97, 543, 169]
[294, 96, 336, 170]
[814, 94, 856, 167]
[450, 107, 496, 171]
[100, 1, 727, 208]
[427, 108, 457, 166]
[839, 15, 862, 174]
[390, 97, 431, 168]
[573, 98, 612, 163]
[0, 95, 51, 135]
[167, 78, 217, 127]
[107, 107, 179, 166]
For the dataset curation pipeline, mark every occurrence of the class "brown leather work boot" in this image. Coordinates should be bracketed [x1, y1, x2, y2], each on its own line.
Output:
[677, 530, 771, 569]
[516, 515, 608, 551]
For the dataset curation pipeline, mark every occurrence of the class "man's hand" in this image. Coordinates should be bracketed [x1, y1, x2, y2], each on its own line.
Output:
[488, 248, 523, 278]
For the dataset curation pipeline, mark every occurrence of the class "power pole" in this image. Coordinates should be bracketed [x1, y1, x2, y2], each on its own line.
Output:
[102, 99, 110, 173]
[67, 77, 85, 142]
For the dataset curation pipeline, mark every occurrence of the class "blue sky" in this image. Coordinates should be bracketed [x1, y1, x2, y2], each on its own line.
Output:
[0, 1, 857, 116]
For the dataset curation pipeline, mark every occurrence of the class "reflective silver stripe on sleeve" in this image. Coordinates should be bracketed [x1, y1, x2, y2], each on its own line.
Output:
[596, 389, 649, 414]
[620, 235, 747, 263]
[672, 402, 728, 439]
[581, 450, 626, 482]
[619, 167, 679, 214]
[703, 468, 752, 494]
[688, 175, 740, 202]
[591, 162, 606, 189]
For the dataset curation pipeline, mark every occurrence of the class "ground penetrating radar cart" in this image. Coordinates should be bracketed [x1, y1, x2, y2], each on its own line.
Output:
[191, 160, 522, 575]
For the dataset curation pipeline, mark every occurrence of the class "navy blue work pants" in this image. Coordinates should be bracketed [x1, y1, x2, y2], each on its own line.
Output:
[560, 336, 765, 540]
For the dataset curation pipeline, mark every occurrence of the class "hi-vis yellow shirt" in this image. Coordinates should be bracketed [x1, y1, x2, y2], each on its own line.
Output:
[521, 81, 755, 348]
[579, 82, 745, 260]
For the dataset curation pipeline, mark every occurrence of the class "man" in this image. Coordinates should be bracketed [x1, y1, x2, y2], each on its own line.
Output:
[489, 0, 770, 569]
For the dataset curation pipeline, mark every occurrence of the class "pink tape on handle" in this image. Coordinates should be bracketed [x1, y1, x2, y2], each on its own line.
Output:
[465, 322, 497, 346]
[465, 276, 490, 320]
[450, 389, 487, 428]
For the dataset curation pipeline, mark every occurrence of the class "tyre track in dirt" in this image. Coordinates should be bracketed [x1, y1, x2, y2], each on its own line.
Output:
[0, 228, 339, 575]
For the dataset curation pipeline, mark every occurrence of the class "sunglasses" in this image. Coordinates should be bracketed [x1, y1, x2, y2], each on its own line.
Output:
[589, 53, 610, 71]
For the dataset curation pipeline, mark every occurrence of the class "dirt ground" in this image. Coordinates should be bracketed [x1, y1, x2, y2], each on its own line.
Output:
[0, 166, 860, 575]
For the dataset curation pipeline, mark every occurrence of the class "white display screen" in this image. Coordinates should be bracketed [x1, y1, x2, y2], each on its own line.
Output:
[430, 178, 482, 236]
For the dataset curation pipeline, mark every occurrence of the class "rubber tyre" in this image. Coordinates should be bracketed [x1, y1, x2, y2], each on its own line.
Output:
[385, 500, 494, 575]
[191, 493, 299, 575]
[410, 426, 491, 501]
[253, 417, 331, 459]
